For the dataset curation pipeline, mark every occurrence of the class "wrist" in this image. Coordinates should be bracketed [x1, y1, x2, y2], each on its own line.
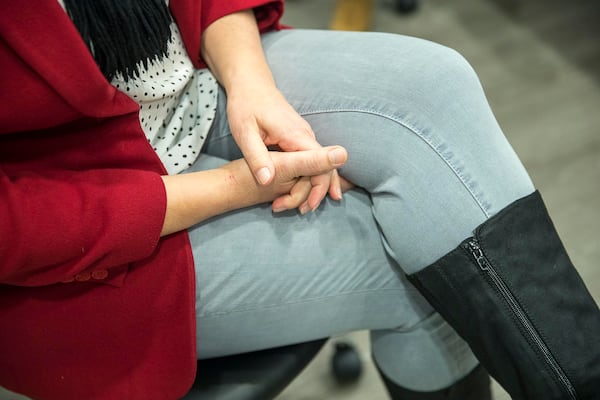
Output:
[160, 165, 259, 236]
[201, 10, 275, 95]
[220, 160, 263, 208]
[221, 65, 277, 98]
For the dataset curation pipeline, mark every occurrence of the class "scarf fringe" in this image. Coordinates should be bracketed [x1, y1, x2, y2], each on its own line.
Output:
[64, 0, 172, 81]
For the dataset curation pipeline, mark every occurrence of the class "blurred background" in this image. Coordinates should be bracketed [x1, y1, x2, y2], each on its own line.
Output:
[1, 0, 598, 399]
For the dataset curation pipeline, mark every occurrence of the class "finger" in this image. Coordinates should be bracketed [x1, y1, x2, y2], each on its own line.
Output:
[328, 170, 343, 201]
[277, 125, 320, 152]
[288, 146, 347, 211]
[284, 146, 348, 178]
[303, 171, 353, 211]
[274, 146, 347, 212]
[305, 172, 330, 211]
[272, 177, 312, 213]
[237, 123, 275, 185]
[339, 176, 356, 193]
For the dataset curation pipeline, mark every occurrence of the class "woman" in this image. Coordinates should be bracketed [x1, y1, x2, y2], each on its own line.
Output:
[1, 1, 598, 399]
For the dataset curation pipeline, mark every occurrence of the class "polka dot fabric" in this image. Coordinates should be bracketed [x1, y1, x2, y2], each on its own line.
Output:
[111, 23, 218, 174]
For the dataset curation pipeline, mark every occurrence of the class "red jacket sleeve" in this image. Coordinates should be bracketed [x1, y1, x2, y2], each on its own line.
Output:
[0, 164, 166, 287]
[0, 14, 169, 286]
[170, 0, 285, 68]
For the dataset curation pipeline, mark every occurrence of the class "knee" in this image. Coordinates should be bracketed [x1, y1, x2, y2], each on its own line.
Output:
[434, 46, 483, 96]
[395, 38, 484, 108]
[421, 41, 478, 82]
[358, 35, 496, 143]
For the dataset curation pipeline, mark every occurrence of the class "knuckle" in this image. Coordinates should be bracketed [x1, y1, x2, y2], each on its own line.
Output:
[306, 156, 320, 173]
[287, 195, 305, 208]
[298, 123, 314, 137]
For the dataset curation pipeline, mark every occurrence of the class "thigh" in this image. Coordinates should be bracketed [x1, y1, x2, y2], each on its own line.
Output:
[259, 29, 533, 217]
[187, 173, 432, 358]
[205, 29, 534, 272]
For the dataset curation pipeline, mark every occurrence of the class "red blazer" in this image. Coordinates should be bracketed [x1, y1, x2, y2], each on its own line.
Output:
[0, 1, 283, 399]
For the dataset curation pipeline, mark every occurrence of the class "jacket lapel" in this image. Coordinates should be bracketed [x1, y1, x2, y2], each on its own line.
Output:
[0, 1, 137, 118]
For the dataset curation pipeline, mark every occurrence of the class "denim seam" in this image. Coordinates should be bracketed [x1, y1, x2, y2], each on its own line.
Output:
[300, 107, 491, 218]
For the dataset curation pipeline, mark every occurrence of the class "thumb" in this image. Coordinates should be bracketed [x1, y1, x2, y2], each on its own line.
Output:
[237, 125, 275, 185]
[284, 146, 348, 178]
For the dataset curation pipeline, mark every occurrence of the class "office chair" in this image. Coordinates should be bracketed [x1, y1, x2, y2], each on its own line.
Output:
[182, 339, 325, 399]
[182, 338, 362, 399]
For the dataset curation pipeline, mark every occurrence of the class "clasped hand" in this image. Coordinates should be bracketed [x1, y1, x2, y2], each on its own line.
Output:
[227, 84, 353, 213]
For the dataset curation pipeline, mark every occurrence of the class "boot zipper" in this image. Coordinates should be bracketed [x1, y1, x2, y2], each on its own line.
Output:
[465, 239, 578, 400]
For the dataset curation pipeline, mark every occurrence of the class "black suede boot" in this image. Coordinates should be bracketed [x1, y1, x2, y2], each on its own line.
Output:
[376, 363, 492, 400]
[408, 191, 600, 400]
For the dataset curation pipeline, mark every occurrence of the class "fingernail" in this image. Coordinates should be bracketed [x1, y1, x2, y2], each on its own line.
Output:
[328, 148, 346, 166]
[299, 204, 311, 215]
[256, 167, 271, 185]
[272, 206, 287, 213]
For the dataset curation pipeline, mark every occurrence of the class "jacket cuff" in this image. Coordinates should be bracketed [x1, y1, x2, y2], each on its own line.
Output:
[201, 1, 284, 34]
[170, 0, 284, 69]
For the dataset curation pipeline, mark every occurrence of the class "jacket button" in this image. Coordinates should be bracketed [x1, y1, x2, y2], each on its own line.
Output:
[92, 269, 109, 280]
[74, 271, 91, 281]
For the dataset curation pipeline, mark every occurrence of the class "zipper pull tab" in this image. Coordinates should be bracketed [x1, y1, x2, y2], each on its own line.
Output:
[466, 239, 491, 271]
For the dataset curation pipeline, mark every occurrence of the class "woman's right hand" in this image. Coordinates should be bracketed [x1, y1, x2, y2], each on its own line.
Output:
[160, 146, 349, 236]
[222, 146, 349, 212]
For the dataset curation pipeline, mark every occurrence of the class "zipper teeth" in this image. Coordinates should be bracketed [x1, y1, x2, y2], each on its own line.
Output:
[467, 239, 578, 400]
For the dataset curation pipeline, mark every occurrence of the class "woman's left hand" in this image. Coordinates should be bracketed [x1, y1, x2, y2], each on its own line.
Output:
[201, 10, 352, 213]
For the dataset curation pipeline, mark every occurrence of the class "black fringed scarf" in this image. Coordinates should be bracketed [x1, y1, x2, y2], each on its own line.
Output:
[63, 0, 173, 81]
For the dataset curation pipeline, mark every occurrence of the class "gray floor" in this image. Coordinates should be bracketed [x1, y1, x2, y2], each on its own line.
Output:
[2, 0, 598, 399]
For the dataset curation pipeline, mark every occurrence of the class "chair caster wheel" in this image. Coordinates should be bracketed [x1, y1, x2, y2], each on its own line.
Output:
[331, 341, 362, 384]
[395, 0, 418, 13]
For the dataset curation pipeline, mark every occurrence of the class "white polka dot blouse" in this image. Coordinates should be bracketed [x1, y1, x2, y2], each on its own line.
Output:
[57, 0, 219, 175]
[111, 23, 218, 174]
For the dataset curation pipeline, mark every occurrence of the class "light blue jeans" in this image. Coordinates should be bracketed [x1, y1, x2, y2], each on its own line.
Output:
[186, 30, 535, 391]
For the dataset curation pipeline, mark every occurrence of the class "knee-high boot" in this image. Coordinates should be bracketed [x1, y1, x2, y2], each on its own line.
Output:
[407, 191, 600, 400]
